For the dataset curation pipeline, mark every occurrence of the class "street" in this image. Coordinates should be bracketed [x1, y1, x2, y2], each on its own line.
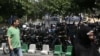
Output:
[0, 50, 53, 56]
[0, 48, 100, 56]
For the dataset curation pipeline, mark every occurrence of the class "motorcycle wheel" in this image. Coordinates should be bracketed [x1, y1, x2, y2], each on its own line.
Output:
[3, 45, 9, 54]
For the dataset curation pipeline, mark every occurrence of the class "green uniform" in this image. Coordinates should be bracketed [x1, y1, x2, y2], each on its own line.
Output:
[7, 26, 21, 48]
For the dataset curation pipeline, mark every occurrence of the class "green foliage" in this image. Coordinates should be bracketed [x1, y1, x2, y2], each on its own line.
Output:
[43, 0, 72, 15]
[0, 0, 100, 21]
[72, 0, 98, 13]
[0, 0, 34, 18]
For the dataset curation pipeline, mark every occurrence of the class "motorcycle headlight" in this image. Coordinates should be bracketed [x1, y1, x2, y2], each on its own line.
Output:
[22, 25, 26, 28]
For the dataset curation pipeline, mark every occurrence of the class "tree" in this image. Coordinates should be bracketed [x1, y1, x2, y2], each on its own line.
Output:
[72, 0, 99, 13]
[42, 0, 72, 15]
[0, 0, 34, 18]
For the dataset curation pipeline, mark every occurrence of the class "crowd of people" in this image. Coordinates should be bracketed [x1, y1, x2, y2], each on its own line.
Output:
[19, 18, 100, 56]
[0, 17, 100, 56]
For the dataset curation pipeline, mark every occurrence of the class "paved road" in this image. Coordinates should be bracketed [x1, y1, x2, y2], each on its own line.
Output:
[0, 50, 54, 56]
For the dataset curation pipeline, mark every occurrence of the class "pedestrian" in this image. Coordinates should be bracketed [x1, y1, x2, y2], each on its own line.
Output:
[7, 18, 23, 56]
[75, 24, 100, 56]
